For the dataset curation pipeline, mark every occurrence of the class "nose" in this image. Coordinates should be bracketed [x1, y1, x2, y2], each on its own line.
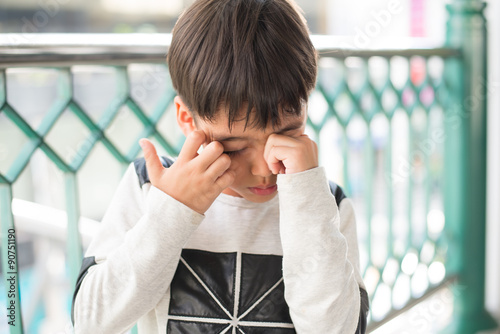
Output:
[251, 147, 272, 177]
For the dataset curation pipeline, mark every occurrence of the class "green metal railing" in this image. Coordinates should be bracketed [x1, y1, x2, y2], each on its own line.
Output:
[0, 1, 498, 332]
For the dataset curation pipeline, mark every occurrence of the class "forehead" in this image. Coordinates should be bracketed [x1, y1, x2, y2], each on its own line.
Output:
[199, 107, 307, 141]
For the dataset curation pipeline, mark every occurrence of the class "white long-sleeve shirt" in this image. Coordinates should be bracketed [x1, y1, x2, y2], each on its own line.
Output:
[72, 157, 368, 333]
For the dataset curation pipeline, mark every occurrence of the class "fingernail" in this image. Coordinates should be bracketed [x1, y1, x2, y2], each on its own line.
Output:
[139, 139, 146, 149]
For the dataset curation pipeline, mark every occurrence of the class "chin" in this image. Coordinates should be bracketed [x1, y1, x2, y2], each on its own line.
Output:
[223, 187, 278, 203]
[245, 192, 278, 203]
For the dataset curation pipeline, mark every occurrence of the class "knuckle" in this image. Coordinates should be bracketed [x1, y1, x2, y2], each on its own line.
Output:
[209, 141, 224, 154]
[219, 154, 231, 166]
[268, 133, 278, 141]
[222, 171, 235, 185]
[213, 141, 224, 150]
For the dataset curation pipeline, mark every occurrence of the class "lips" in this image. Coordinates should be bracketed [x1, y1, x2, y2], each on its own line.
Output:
[248, 184, 278, 196]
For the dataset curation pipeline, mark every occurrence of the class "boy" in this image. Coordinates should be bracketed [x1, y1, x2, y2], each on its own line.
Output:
[72, 0, 369, 333]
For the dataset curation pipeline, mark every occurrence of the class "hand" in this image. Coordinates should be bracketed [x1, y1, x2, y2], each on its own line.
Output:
[139, 131, 235, 214]
[264, 134, 318, 175]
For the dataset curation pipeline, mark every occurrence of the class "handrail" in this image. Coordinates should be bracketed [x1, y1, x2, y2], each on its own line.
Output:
[11, 198, 98, 247]
[0, 34, 461, 68]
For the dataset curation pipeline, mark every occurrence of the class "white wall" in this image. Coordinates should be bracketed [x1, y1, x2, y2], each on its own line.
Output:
[326, 0, 410, 39]
[325, 0, 447, 43]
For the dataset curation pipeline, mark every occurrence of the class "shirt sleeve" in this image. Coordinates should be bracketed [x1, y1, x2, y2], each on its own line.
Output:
[277, 166, 368, 333]
[72, 162, 204, 334]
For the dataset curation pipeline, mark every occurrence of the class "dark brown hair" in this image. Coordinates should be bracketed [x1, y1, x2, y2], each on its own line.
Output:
[167, 0, 318, 129]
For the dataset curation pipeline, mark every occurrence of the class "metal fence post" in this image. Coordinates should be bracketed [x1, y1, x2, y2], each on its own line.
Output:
[65, 172, 83, 286]
[0, 184, 24, 334]
[445, 0, 498, 332]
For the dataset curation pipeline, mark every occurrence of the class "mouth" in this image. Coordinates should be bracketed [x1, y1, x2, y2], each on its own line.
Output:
[248, 184, 278, 196]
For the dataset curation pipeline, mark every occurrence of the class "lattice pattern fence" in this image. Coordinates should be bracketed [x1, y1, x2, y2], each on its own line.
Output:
[0, 38, 477, 333]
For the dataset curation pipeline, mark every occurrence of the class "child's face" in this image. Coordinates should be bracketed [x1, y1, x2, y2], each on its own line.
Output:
[194, 106, 307, 203]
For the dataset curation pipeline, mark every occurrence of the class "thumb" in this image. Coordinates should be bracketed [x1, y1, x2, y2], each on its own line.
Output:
[139, 138, 163, 182]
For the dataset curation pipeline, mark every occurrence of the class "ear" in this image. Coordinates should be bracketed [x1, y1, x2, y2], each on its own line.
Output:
[175, 96, 197, 137]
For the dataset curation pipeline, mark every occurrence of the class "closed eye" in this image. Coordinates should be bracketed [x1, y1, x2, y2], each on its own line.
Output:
[224, 149, 245, 157]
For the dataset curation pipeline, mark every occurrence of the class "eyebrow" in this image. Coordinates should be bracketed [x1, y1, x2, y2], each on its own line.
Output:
[213, 121, 304, 142]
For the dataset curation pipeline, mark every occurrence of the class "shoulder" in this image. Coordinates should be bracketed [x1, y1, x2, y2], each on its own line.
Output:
[328, 180, 347, 206]
[132, 156, 175, 187]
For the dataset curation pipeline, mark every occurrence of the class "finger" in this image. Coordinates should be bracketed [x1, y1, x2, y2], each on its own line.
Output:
[139, 138, 164, 182]
[178, 130, 206, 162]
[269, 161, 284, 175]
[196, 141, 224, 170]
[264, 134, 297, 165]
[267, 133, 299, 147]
[266, 146, 295, 174]
[214, 169, 235, 191]
[206, 153, 231, 181]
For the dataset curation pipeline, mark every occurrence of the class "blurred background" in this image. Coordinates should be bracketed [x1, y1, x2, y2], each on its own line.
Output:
[0, 0, 499, 333]
[0, 0, 447, 37]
